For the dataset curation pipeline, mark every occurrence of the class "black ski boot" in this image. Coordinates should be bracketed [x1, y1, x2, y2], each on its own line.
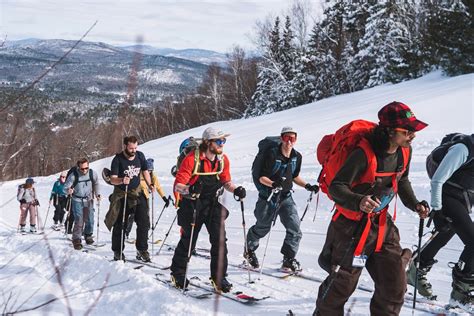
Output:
[136, 250, 151, 263]
[210, 277, 233, 293]
[407, 259, 436, 299]
[85, 234, 94, 245]
[282, 257, 302, 272]
[450, 263, 474, 313]
[171, 274, 189, 289]
[244, 250, 259, 269]
[113, 251, 126, 261]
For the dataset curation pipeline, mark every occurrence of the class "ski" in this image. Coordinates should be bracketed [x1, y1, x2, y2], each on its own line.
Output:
[126, 258, 169, 270]
[189, 276, 269, 304]
[93, 243, 106, 247]
[155, 273, 212, 299]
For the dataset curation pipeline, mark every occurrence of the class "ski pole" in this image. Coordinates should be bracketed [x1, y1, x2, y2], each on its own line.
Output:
[151, 191, 154, 255]
[234, 194, 252, 283]
[259, 188, 282, 277]
[312, 192, 321, 222]
[149, 195, 170, 237]
[183, 201, 198, 292]
[155, 213, 177, 256]
[96, 198, 101, 245]
[64, 196, 72, 236]
[409, 229, 439, 265]
[120, 185, 129, 262]
[43, 202, 52, 231]
[413, 218, 424, 310]
[300, 191, 313, 222]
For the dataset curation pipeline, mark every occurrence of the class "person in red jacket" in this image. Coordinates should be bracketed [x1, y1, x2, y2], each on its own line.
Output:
[314, 102, 430, 316]
[170, 126, 246, 293]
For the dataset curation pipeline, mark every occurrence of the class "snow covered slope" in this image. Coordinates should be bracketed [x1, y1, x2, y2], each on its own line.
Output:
[0, 71, 472, 315]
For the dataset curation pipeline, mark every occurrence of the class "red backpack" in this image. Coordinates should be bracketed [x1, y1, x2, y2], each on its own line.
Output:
[317, 120, 377, 200]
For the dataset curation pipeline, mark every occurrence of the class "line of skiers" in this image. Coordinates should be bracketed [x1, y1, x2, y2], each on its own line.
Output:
[15, 101, 473, 314]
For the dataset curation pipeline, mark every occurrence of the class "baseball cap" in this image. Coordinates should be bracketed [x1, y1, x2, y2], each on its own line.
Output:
[202, 127, 230, 140]
[378, 101, 428, 132]
[25, 177, 35, 185]
[281, 126, 297, 135]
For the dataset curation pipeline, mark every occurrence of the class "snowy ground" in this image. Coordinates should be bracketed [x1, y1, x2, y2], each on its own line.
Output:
[0, 71, 472, 315]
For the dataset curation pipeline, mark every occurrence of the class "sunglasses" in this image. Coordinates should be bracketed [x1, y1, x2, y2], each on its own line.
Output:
[80, 167, 89, 171]
[281, 135, 297, 143]
[60, 176, 66, 179]
[394, 128, 415, 137]
[212, 138, 226, 146]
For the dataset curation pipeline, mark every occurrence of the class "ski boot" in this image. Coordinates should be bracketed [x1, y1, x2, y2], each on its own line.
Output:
[244, 250, 259, 269]
[85, 234, 94, 245]
[406, 259, 436, 299]
[171, 274, 189, 289]
[20, 225, 27, 234]
[210, 276, 233, 293]
[30, 225, 37, 233]
[449, 264, 474, 313]
[113, 251, 126, 261]
[282, 257, 302, 272]
[136, 250, 151, 263]
[72, 239, 83, 250]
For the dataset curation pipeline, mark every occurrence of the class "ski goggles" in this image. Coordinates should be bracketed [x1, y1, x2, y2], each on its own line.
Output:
[212, 138, 226, 146]
[394, 128, 415, 137]
[281, 134, 297, 143]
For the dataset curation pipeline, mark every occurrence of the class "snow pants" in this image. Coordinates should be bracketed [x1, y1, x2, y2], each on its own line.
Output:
[170, 197, 229, 279]
[53, 195, 67, 224]
[314, 214, 409, 316]
[71, 198, 94, 241]
[19, 203, 37, 226]
[112, 193, 149, 252]
[420, 188, 474, 274]
[246, 194, 302, 259]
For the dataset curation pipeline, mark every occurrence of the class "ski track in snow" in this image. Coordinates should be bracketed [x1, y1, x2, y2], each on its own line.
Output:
[0, 71, 472, 315]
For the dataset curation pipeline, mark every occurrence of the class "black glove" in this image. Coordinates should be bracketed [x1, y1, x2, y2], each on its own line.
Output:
[272, 177, 285, 189]
[432, 210, 451, 233]
[233, 186, 246, 199]
[33, 199, 40, 206]
[189, 181, 203, 197]
[162, 195, 170, 207]
[20, 199, 26, 204]
[305, 183, 320, 193]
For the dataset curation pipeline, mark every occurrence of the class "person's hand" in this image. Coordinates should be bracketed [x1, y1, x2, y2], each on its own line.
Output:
[305, 183, 320, 193]
[33, 199, 40, 206]
[123, 176, 131, 185]
[189, 181, 202, 197]
[162, 195, 170, 207]
[431, 210, 451, 233]
[272, 177, 285, 189]
[415, 200, 430, 219]
[96, 194, 102, 201]
[67, 188, 74, 195]
[359, 195, 380, 214]
[20, 199, 26, 204]
[233, 186, 246, 200]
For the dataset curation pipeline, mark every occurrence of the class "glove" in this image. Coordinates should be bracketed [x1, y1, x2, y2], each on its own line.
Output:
[162, 196, 170, 207]
[233, 186, 246, 199]
[272, 177, 285, 189]
[20, 199, 26, 204]
[33, 199, 40, 206]
[305, 183, 320, 193]
[189, 181, 203, 197]
[432, 210, 451, 233]
[415, 200, 430, 218]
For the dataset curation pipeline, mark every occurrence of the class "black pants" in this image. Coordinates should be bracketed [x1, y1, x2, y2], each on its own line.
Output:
[112, 193, 150, 252]
[170, 197, 229, 279]
[53, 196, 67, 223]
[420, 190, 474, 274]
[64, 197, 74, 233]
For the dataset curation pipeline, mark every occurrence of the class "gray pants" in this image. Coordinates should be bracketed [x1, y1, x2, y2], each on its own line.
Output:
[246, 194, 302, 258]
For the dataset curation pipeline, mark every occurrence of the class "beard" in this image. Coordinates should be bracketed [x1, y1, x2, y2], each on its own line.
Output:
[125, 149, 136, 158]
[210, 146, 222, 155]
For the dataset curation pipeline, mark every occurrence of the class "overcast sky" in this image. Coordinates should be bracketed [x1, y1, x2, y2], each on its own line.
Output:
[0, 0, 322, 52]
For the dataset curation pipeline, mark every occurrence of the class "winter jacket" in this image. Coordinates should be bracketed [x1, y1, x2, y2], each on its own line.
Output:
[50, 180, 66, 200]
[104, 185, 142, 231]
[63, 169, 99, 202]
[17, 186, 36, 203]
[140, 172, 165, 200]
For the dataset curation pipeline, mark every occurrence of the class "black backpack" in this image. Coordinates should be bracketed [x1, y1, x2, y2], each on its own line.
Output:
[426, 133, 474, 179]
[66, 166, 94, 188]
[252, 137, 299, 194]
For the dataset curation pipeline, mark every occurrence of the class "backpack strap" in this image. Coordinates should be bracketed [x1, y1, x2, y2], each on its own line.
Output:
[191, 150, 224, 177]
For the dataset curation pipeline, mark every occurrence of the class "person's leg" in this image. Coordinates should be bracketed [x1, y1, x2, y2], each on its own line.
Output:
[134, 194, 150, 251]
[111, 198, 128, 253]
[71, 200, 84, 242]
[206, 203, 229, 280]
[278, 196, 302, 259]
[29, 204, 37, 226]
[83, 200, 94, 236]
[246, 197, 275, 252]
[59, 196, 67, 223]
[366, 222, 405, 316]
[19, 204, 28, 226]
